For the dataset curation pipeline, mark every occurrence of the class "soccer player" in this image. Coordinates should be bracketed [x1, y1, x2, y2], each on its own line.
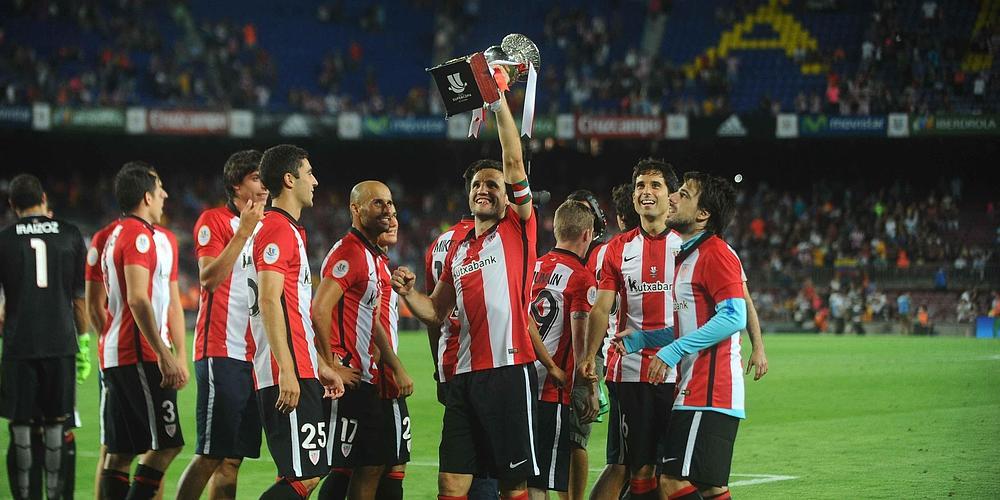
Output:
[176, 150, 269, 499]
[422, 198, 499, 500]
[527, 200, 598, 500]
[314, 181, 412, 500]
[576, 159, 682, 500]
[247, 144, 345, 499]
[562, 190, 608, 500]
[0, 174, 87, 500]
[391, 89, 539, 500]
[613, 172, 748, 500]
[374, 212, 413, 500]
[98, 163, 187, 500]
[85, 216, 116, 500]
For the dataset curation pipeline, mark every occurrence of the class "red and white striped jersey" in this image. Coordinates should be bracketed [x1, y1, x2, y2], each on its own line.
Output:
[439, 206, 538, 374]
[85, 222, 116, 284]
[530, 248, 596, 405]
[598, 227, 682, 383]
[672, 235, 746, 416]
[586, 240, 619, 362]
[192, 205, 257, 362]
[377, 253, 401, 399]
[98, 217, 176, 369]
[424, 217, 475, 383]
[321, 229, 384, 385]
[247, 208, 320, 389]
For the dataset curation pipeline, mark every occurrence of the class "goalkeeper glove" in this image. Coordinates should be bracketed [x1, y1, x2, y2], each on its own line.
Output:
[76, 333, 92, 384]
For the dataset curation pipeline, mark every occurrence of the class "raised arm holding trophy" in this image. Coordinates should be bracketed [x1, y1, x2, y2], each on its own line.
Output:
[428, 33, 540, 139]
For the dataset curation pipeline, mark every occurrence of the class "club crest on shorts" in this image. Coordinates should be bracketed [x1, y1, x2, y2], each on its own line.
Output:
[341, 443, 353, 457]
[165, 424, 176, 437]
[309, 449, 321, 465]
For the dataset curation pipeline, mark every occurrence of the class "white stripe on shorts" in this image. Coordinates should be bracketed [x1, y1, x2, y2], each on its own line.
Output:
[682, 411, 703, 477]
[326, 399, 338, 467]
[99, 379, 108, 445]
[135, 365, 159, 450]
[523, 365, 540, 475]
[548, 403, 563, 489]
[290, 409, 302, 477]
[393, 399, 402, 460]
[204, 358, 216, 454]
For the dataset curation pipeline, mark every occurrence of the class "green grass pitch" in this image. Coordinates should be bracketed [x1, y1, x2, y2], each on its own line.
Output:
[2, 333, 998, 498]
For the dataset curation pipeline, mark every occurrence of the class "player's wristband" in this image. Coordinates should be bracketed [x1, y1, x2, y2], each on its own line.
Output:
[512, 179, 532, 205]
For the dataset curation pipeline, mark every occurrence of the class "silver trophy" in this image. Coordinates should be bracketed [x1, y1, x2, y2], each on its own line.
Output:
[484, 33, 542, 83]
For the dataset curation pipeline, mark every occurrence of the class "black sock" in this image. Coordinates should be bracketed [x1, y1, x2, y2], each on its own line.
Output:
[317, 468, 352, 500]
[61, 431, 77, 499]
[376, 470, 404, 500]
[125, 464, 163, 500]
[100, 469, 131, 500]
[261, 478, 308, 499]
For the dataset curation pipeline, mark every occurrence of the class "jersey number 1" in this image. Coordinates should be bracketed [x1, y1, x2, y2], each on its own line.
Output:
[30, 238, 48, 288]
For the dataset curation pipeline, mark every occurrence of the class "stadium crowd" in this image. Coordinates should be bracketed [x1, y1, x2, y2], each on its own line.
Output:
[3, 0, 998, 115]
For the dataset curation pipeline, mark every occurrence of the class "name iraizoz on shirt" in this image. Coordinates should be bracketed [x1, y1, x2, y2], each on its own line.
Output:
[15, 220, 60, 235]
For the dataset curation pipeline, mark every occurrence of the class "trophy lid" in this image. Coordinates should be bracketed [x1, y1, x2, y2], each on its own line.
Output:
[501, 33, 541, 81]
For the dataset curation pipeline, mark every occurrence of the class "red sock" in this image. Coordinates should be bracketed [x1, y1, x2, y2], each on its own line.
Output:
[386, 471, 405, 481]
[669, 484, 702, 499]
[500, 491, 528, 500]
[630, 477, 658, 494]
[705, 491, 731, 500]
[438, 496, 468, 500]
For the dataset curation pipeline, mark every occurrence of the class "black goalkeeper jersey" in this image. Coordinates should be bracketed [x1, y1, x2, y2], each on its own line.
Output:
[0, 215, 85, 359]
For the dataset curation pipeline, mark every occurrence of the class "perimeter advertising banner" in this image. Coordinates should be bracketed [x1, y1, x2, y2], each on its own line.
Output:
[910, 115, 1000, 136]
[147, 109, 229, 135]
[799, 115, 887, 137]
[575, 115, 664, 139]
[51, 107, 125, 132]
[0, 106, 32, 129]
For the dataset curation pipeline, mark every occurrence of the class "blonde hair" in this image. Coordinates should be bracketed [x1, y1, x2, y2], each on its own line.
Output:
[554, 200, 595, 242]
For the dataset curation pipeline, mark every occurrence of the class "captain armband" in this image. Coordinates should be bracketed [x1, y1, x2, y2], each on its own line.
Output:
[512, 178, 532, 205]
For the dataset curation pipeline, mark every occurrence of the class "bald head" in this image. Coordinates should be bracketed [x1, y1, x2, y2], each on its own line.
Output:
[350, 180, 395, 239]
[351, 180, 390, 205]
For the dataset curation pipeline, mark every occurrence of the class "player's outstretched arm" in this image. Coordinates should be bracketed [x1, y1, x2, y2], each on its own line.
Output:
[124, 265, 182, 388]
[392, 266, 456, 327]
[579, 289, 615, 381]
[494, 93, 531, 221]
[259, 269, 300, 413]
[743, 282, 768, 381]
[198, 200, 264, 291]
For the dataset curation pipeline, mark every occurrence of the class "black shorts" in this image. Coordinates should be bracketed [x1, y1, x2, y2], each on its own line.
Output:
[661, 410, 740, 488]
[440, 363, 540, 482]
[527, 401, 571, 492]
[257, 378, 330, 479]
[101, 362, 184, 454]
[194, 357, 262, 459]
[605, 381, 674, 471]
[0, 356, 75, 422]
[330, 382, 386, 467]
[381, 397, 412, 466]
